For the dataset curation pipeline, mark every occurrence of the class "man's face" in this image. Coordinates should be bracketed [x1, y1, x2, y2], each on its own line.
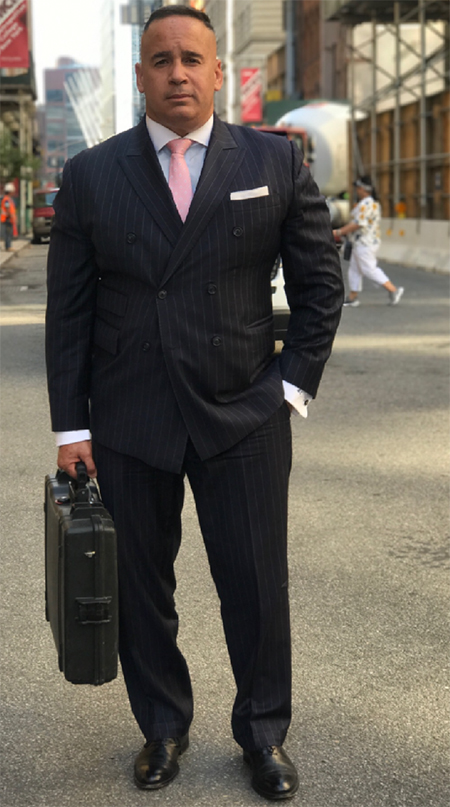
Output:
[135, 16, 223, 136]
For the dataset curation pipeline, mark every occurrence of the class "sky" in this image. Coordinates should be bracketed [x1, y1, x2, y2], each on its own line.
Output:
[31, 0, 102, 104]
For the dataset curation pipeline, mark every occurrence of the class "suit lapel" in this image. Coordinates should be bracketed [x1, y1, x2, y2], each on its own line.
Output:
[117, 118, 182, 246]
[117, 116, 246, 281]
[160, 116, 246, 286]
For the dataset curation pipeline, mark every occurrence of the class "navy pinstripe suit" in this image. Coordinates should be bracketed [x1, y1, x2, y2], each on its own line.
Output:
[46, 114, 343, 749]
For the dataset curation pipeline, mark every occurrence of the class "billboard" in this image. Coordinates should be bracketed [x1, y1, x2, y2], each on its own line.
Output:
[0, 0, 29, 69]
[240, 68, 263, 124]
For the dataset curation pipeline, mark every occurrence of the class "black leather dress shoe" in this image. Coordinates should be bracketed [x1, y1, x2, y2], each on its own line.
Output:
[134, 734, 189, 790]
[243, 746, 299, 800]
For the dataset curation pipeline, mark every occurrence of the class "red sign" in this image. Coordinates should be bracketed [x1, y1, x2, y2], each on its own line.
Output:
[0, 0, 29, 69]
[240, 68, 263, 124]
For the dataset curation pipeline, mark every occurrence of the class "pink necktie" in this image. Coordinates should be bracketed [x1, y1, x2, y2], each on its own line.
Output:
[167, 138, 193, 222]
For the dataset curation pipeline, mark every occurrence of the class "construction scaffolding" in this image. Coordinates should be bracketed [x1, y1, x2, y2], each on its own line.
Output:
[325, 0, 450, 219]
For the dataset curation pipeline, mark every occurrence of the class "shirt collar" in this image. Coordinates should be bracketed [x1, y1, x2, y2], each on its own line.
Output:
[146, 115, 214, 153]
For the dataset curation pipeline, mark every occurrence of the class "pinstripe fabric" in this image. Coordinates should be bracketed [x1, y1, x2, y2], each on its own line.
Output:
[46, 115, 343, 748]
[46, 115, 343, 474]
[93, 402, 292, 749]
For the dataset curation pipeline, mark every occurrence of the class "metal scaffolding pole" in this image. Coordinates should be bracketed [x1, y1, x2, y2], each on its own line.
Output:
[419, 0, 427, 219]
[393, 1, 401, 210]
[371, 11, 377, 185]
[325, 0, 449, 221]
[350, 24, 355, 184]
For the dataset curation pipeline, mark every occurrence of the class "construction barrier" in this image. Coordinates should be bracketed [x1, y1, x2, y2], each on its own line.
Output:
[378, 219, 450, 274]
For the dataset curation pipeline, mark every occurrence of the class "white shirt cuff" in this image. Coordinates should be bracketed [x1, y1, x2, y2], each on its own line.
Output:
[55, 429, 91, 446]
[54, 386, 310, 444]
[282, 381, 312, 418]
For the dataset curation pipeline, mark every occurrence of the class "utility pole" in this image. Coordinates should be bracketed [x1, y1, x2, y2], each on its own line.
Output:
[226, 0, 235, 123]
[285, 0, 296, 99]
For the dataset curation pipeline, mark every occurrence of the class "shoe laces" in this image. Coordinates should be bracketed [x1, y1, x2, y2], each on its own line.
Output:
[144, 737, 179, 749]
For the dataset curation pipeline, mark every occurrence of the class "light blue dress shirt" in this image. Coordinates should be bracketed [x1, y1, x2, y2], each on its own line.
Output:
[145, 114, 212, 194]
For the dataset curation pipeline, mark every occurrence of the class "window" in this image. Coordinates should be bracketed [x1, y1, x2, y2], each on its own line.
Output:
[34, 191, 58, 207]
[46, 89, 63, 103]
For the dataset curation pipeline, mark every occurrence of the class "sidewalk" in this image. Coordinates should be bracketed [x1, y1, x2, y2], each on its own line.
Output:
[0, 238, 31, 268]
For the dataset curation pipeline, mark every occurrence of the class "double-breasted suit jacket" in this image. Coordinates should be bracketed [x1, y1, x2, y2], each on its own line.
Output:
[46, 115, 343, 473]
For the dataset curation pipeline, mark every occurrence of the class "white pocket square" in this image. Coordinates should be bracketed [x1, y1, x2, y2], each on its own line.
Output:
[230, 186, 269, 201]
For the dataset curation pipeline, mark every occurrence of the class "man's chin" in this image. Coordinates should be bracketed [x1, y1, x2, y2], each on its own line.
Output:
[162, 110, 201, 135]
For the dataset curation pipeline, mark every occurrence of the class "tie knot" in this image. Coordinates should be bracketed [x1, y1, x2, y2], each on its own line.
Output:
[167, 138, 193, 156]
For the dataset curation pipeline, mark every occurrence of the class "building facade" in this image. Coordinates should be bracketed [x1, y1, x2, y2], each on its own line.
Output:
[205, 0, 285, 124]
[325, 0, 450, 220]
[266, 0, 348, 112]
[100, 0, 134, 138]
[0, 0, 38, 233]
[39, 58, 100, 187]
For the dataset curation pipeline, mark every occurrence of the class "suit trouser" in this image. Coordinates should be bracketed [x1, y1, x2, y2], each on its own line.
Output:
[93, 402, 292, 751]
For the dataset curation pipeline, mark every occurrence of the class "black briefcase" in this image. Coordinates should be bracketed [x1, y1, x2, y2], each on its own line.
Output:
[44, 462, 118, 685]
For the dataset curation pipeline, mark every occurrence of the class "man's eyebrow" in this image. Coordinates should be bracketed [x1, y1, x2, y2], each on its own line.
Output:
[182, 50, 204, 59]
[150, 50, 204, 61]
[151, 51, 171, 60]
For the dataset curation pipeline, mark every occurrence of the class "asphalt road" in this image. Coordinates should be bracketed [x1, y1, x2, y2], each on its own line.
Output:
[1, 242, 449, 807]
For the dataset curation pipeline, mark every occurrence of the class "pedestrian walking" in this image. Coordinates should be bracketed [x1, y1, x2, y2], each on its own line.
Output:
[46, 4, 343, 800]
[333, 175, 404, 307]
[1, 183, 18, 251]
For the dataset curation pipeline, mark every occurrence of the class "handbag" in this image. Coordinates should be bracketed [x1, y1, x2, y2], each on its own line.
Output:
[343, 240, 353, 261]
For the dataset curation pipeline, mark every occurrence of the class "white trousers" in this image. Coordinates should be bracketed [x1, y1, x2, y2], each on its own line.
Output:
[348, 243, 390, 292]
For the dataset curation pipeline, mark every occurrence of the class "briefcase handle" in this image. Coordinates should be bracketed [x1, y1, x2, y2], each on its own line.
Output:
[72, 461, 92, 504]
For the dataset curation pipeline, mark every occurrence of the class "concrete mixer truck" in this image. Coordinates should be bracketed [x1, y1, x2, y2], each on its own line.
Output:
[259, 100, 351, 227]
[275, 100, 351, 227]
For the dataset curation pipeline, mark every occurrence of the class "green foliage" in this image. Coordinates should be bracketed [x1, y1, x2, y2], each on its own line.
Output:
[0, 133, 41, 182]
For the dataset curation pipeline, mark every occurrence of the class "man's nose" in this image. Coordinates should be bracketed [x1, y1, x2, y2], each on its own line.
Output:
[169, 60, 187, 82]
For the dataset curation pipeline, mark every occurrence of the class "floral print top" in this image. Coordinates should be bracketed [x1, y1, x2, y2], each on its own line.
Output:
[350, 196, 381, 247]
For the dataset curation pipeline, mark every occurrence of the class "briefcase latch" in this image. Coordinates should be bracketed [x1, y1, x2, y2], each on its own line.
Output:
[76, 597, 113, 624]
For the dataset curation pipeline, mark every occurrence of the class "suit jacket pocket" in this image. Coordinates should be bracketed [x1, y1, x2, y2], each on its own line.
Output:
[228, 193, 280, 212]
[96, 284, 128, 316]
[246, 313, 274, 330]
[93, 318, 119, 355]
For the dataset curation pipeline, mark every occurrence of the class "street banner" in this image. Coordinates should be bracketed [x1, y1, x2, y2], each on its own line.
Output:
[0, 0, 29, 69]
[240, 68, 263, 124]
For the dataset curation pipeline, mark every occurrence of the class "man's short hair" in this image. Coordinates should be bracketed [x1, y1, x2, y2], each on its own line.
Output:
[143, 4, 215, 34]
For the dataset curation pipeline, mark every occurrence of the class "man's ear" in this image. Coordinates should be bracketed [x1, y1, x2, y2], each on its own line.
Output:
[214, 58, 223, 92]
[135, 63, 144, 94]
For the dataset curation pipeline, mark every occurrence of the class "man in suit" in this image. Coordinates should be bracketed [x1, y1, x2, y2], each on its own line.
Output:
[46, 4, 343, 800]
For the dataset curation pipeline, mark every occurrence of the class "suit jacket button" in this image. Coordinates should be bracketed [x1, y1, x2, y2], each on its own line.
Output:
[158, 290, 167, 299]
[142, 341, 151, 352]
[207, 284, 217, 294]
[126, 232, 136, 244]
[211, 336, 222, 347]
[232, 227, 243, 237]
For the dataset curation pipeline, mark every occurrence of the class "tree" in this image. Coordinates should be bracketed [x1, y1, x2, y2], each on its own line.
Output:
[0, 133, 40, 183]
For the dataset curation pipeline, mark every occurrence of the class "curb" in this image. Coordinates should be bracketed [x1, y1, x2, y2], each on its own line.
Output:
[0, 238, 32, 268]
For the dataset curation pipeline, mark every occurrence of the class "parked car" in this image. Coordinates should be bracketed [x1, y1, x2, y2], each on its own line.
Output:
[32, 188, 58, 243]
